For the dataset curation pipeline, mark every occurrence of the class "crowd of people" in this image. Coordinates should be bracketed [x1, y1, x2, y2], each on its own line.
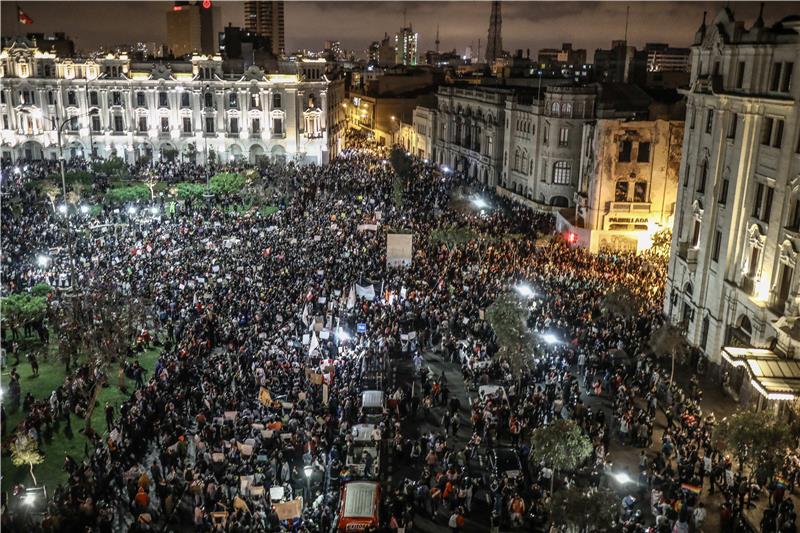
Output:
[1, 136, 797, 533]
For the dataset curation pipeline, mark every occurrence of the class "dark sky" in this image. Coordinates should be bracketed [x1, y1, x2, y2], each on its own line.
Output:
[1, 1, 796, 56]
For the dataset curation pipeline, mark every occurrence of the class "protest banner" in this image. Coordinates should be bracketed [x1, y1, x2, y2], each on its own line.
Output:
[387, 233, 413, 267]
[273, 499, 303, 521]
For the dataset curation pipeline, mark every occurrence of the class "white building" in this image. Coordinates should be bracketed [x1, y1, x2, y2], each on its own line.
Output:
[0, 40, 344, 165]
[665, 9, 800, 406]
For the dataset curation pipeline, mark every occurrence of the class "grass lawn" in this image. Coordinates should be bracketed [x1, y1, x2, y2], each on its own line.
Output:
[1, 343, 161, 493]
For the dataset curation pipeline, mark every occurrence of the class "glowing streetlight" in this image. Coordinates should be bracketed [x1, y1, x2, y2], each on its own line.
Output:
[441, 165, 451, 173]
[515, 283, 534, 298]
[23, 493, 36, 506]
[127, 206, 137, 215]
[79, 205, 90, 215]
[150, 206, 160, 215]
[542, 333, 559, 345]
[471, 197, 489, 210]
[303, 465, 313, 478]
[57, 204, 68, 214]
[612, 471, 633, 485]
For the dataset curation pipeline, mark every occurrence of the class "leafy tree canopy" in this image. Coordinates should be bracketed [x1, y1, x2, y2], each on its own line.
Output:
[715, 409, 791, 477]
[486, 291, 534, 372]
[550, 486, 619, 532]
[210, 172, 248, 196]
[1, 293, 47, 330]
[529, 418, 593, 473]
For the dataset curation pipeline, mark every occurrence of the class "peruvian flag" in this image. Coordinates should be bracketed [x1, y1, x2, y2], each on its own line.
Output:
[18, 5, 33, 25]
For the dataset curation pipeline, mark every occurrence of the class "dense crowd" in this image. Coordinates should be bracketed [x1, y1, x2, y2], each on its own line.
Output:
[0, 138, 797, 533]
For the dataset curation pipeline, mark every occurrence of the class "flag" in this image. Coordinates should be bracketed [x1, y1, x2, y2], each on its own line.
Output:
[308, 331, 319, 356]
[18, 5, 33, 25]
[347, 284, 356, 310]
[258, 387, 272, 406]
[301, 303, 309, 327]
[680, 483, 701, 495]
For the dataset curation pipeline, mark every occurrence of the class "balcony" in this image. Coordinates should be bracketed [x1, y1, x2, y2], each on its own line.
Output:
[676, 242, 699, 271]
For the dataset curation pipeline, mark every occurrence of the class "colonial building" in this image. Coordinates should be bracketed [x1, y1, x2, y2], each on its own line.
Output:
[431, 85, 510, 185]
[0, 40, 344, 165]
[665, 9, 800, 405]
[557, 118, 684, 253]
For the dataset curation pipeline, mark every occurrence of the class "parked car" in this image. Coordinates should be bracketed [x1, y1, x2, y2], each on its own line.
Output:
[489, 447, 524, 481]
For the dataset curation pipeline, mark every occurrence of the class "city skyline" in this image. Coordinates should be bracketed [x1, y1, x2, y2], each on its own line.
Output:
[2, 1, 795, 57]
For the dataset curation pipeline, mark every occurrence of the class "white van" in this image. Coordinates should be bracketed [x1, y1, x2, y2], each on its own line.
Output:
[360, 390, 385, 423]
[347, 424, 381, 478]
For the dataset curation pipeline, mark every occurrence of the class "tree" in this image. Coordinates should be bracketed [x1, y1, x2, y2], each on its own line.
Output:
[389, 147, 413, 207]
[715, 409, 791, 480]
[550, 486, 619, 532]
[173, 182, 207, 199]
[41, 180, 61, 212]
[601, 286, 641, 319]
[430, 226, 480, 248]
[30, 283, 54, 298]
[210, 172, 248, 196]
[1, 293, 47, 339]
[485, 291, 533, 372]
[529, 419, 593, 492]
[143, 171, 160, 200]
[648, 321, 690, 383]
[10, 433, 45, 486]
[106, 185, 150, 203]
[644, 228, 672, 262]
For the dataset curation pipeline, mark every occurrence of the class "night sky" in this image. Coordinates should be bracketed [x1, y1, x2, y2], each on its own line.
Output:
[1, 1, 796, 57]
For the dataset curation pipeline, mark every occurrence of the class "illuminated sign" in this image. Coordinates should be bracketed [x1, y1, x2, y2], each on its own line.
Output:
[608, 217, 648, 224]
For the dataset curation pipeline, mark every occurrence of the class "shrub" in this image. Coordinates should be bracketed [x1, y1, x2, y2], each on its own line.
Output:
[30, 283, 54, 298]
[174, 182, 207, 199]
[210, 172, 248, 196]
[106, 185, 150, 203]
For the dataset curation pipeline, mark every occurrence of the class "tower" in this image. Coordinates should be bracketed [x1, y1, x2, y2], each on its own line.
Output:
[485, 1, 502, 63]
[435, 24, 440, 54]
[243, 1, 285, 56]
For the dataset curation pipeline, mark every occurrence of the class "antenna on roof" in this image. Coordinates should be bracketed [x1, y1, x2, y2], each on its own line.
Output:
[403, 7, 407, 28]
[435, 24, 440, 53]
[624, 5, 630, 43]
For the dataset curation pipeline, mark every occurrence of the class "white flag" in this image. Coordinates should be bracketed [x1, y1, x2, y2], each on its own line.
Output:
[308, 331, 320, 356]
[347, 284, 356, 310]
[301, 304, 309, 327]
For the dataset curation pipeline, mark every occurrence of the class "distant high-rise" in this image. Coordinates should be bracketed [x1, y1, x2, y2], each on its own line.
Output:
[166, 2, 220, 57]
[485, 1, 503, 63]
[244, 1, 285, 56]
[395, 26, 418, 66]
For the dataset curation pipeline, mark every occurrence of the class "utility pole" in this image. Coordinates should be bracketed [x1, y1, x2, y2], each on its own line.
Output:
[435, 24, 440, 54]
[624, 5, 630, 43]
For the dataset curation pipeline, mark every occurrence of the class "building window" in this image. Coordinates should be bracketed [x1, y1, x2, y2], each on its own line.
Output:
[618, 140, 632, 162]
[67, 90, 76, 106]
[272, 116, 284, 134]
[689, 109, 696, 130]
[138, 116, 147, 132]
[89, 91, 99, 107]
[771, 62, 783, 92]
[633, 181, 647, 202]
[691, 220, 701, 248]
[551, 102, 560, 116]
[136, 92, 145, 107]
[228, 92, 238, 108]
[712, 230, 722, 262]
[181, 92, 190, 108]
[562, 103, 572, 117]
[705, 108, 714, 134]
[718, 178, 729, 206]
[728, 113, 738, 139]
[161, 116, 169, 133]
[558, 127, 569, 147]
[781, 62, 794, 93]
[683, 163, 690, 188]
[183, 117, 192, 133]
[272, 93, 282, 109]
[748, 247, 760, 278]
[553, 161, 571, 184]
[159, 92, 168, 108]
[735, 61, 745, 88]
[204, 92, 214, 108]
[112, 91, 122, 107]
[542, 125, 548, 145]
[205, 116, 215, 133]
[779, 264, 794, 306]
[697, 161, 708, 193]
[752, 182, 765, 218]
[615, 180, 629, 202]
[251, 118, 260, 133]
[91, 115, 101, 133]
[46, 90, 54, 105]
[637, 142, 651, 162]
[250, 93, 260, 108]
[113, 115, 124, 132]
[773, 119, 784, 148]
[764, 186, 774, 223]
[229, 117, 239, 134]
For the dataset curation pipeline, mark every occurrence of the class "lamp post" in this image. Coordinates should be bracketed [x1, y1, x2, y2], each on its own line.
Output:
[54, 108, 99, 289]
[303, 464, 313, 507]
[84, 72, 106, 161]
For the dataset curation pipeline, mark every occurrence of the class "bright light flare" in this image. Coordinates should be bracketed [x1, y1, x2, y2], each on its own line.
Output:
[515, 283, 534, 298]
[127, 206, 137, 215]
[542, 333, 559, 345]
[57, 204, 68, 214]
[79, 205, 90, 214]
[471, 197, 489, 210]
[23, 493, 36, 506]
[612, 471, 633, 485]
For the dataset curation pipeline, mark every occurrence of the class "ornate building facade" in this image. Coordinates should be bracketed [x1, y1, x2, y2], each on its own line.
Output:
[0, 41, 344, 165]
[665, 9, 800, 377]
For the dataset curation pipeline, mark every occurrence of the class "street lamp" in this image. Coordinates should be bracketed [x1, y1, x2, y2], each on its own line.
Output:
[127, 206, 137, 216]
[515, 283, 535, 298]
[541, 333, 559, 345]
[57, 204, 68, 215]
[79, 204, 90, 215]
[471, 197, 489, 210]
[36, 254, 51, 268]
[303, 464, 313, 507]
[612, 471, 633, 485]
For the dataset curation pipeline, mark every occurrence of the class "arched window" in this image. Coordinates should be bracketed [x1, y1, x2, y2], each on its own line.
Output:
[204, 92, 213, 108]
[553, 161, 571, 184]
[514, 148, 521, 171]
[551, 102, 560, 116]
[563, 103, 572, 117]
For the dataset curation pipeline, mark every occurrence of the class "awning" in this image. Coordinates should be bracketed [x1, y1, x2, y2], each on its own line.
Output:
[721, 347, 800, 401]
